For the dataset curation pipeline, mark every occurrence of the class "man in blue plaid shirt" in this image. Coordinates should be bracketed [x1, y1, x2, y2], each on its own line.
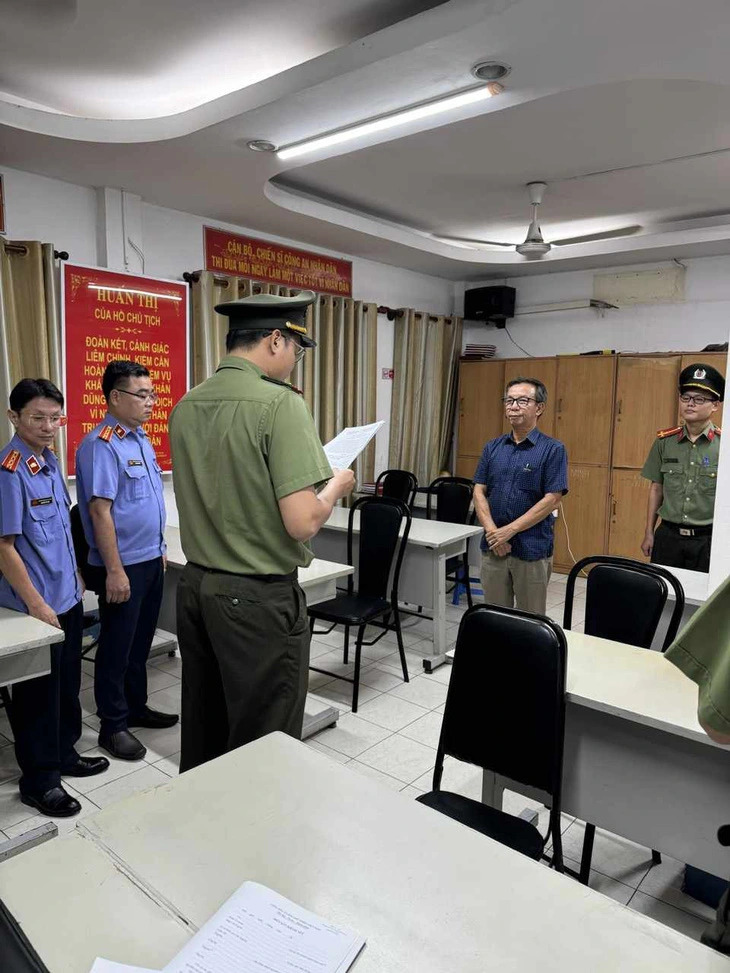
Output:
[473, 377, 568, 615]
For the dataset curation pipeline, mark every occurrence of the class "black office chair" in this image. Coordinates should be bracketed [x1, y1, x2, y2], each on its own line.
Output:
[563, 555, 686, 884]
[426, 476, 476, 608]
[417, 604, 567, 870]
[308, 497, 411, 712]
[70, 504, 100, 662]
[375, 469, 418, 509]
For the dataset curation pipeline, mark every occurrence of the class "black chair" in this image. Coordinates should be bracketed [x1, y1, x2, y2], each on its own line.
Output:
[563, 555, 686, 884]
[375, 469, 418, 509]
[70, 504, 100, 662]
[308, 497, 411, 712]
[426, 476, 476, 608]
[417, 604, 567, 869]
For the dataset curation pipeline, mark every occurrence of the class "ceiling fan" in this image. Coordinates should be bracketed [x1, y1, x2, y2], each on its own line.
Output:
[436, 182, 642, 258]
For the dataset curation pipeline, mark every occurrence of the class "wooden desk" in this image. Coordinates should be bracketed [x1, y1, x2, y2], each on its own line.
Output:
[160, 527, 355, 737]
[0, 607, 64, 689]
[482, 630, 730, 875]
[311, 506, 482, 670]
[1, 732, 726, 972]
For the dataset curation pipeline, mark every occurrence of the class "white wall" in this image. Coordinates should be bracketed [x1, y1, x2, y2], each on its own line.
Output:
[456, 258, 730, 359]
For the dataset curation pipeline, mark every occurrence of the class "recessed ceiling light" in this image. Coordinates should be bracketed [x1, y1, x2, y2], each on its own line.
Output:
[246, 140, 277, 152]
[471, 61, 511, 82]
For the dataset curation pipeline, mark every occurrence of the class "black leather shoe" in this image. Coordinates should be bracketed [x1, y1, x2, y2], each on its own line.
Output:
[60, 755, 110, 777]
[98, 729, 147, 761]
[127, 706, 179, 729]
[21, 785, 81, 818]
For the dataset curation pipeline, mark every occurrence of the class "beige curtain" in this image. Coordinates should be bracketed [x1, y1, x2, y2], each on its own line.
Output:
[389, 309, 463, 487]
[0, 241, 64, 469]
[190, 274, 378, 483]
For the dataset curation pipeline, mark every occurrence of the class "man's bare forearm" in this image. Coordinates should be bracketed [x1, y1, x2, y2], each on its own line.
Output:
[0, 539, 45, 611]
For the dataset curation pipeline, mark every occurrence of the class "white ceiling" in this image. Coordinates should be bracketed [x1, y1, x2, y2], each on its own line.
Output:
[2, 0, 730, 279]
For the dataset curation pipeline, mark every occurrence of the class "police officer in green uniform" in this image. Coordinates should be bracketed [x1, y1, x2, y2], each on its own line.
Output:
[169, 291, 355, 772]
[641, 363, 724, 572]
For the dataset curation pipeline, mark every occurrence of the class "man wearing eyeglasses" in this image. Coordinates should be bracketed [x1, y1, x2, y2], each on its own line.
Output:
[76, 360, 176, 762]
[0, 378, 109, 817]
[473, 378, 568, 615]
[641, 363, 724, 572]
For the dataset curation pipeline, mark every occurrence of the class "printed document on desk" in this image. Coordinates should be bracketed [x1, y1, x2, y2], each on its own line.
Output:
[323, 422, 384, 471]
[163, 881, 365, 973]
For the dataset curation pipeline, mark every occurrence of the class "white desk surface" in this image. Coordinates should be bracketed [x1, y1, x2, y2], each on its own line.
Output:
[0, 606, 64, 658]
[1, 732, 725, 973]
[565, 630, 712, 747]
[322, 504, 483, 550]
[164, 525, 353, 589]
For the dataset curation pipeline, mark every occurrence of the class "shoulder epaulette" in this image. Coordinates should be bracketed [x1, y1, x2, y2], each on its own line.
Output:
[656, 425, 682, 439]
[261, 375, 302, 396]
[98, 425, 114, 442]
[0, 449, 21, 473]
[708, 426, 722, 441]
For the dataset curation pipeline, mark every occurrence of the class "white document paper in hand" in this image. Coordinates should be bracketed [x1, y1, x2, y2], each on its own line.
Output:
[89, 961, 159, 973]
[162, 881, 365, 973]
[322, 421, 384, 471]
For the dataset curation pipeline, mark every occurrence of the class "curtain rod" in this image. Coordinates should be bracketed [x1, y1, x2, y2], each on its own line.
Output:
[3, 244, 69, 260]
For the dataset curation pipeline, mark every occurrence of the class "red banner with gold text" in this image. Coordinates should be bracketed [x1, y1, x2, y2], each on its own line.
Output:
[204, 226, 352, 297]
[62, 264, 189, 474]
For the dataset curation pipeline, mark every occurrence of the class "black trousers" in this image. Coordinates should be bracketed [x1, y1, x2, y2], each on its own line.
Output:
[11, 600, 83, 796]
[88, 557, 164, 735]
[177, 562, 309, 773]
[651, 522, 712, 572]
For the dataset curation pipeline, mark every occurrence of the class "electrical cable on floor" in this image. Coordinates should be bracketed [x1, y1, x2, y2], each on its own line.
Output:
[559, 502, 589, 578]
[503, 324, 535, 357]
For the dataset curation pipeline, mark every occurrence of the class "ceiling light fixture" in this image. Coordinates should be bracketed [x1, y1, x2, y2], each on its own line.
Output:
[277, 82, 504, 162]
[471, 60, 511, 82]
[247, 140, 277, 152]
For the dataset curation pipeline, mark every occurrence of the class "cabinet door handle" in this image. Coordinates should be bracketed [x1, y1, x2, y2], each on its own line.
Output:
[617, 399, 622, 416]
[612, 498, 617, 517]
[557, 398, 563, 413]
[459, 397, 464, 415]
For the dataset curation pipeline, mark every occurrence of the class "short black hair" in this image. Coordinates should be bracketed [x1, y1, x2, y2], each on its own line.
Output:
[225, 329, 300, 354]
[9, 378, 64, 413]
[102, 360, 151, 401]
[506, 376, 548, 404]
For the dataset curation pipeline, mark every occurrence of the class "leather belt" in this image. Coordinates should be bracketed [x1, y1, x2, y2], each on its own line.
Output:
[661, 521, 712, 537]
[188, 562, 296, 582]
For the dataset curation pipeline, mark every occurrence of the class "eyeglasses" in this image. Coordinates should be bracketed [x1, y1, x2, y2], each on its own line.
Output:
[115, 388, 158, 402]
[291, 341, 306, 364]
[24, 413, 67, 427]
[502, 396, 537, 408]
[680, 393, 713, 406]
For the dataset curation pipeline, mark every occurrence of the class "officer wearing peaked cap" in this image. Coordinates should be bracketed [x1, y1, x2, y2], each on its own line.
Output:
[641, 362, 724, 572]
[169, 291, 355, 772]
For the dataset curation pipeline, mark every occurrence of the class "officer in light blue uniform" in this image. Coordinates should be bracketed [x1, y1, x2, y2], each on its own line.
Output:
[0, 378, 108, 818]
[75, 360, 176, 763]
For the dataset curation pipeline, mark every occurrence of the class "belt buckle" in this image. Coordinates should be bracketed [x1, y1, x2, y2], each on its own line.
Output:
[679, 528, 692, 536]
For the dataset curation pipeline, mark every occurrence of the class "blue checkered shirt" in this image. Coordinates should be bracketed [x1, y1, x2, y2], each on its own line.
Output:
[473, 427, 568, 561]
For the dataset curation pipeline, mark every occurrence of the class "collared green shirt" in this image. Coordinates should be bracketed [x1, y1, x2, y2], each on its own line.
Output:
[169, 356, 332, 575]
[641, 422, 721, 525]
[665, 574, 730, 735]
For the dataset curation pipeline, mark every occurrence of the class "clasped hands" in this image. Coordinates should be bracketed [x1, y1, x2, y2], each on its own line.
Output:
[485, 523, 516, 557]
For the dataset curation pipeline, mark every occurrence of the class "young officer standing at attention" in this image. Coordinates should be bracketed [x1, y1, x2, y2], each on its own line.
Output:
[76, 360, 176, 763]
[169, 291, 355, 772]
[473, 377, 568, 615]
[0, 379, 108, 817]
[641, 363, 724, 572]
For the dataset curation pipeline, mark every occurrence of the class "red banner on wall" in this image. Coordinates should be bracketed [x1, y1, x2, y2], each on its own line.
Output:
[62, 264, 189, 474]
[204, 226, 352, 297]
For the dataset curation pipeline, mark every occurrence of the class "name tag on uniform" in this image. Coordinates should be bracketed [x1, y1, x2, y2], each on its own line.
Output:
[663, 458, 679, 463]
[30, 497, 53, 507]
[127, 459, 143, 467]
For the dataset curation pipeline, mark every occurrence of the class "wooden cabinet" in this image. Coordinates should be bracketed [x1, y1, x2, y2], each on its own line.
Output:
[679, 352, 726, 429]
[612, 356, 680, 469]
[553, 465, 610, 570]
[608, 469, 651, 561]
[457, 361, 504, 471]
[555, 356, 616, 465]
[502, 358, 558, 437]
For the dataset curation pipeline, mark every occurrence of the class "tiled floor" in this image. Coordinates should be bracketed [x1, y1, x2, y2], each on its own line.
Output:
[0, 573, 718, 946]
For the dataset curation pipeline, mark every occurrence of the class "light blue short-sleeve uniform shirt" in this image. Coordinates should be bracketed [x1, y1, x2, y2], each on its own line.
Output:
[75, 415, 166, 568]
[0, 434, 81, 614]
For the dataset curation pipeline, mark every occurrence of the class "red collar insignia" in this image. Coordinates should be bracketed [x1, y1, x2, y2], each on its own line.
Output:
[114, 424, 127, 439]
[25, 454, 42, 476]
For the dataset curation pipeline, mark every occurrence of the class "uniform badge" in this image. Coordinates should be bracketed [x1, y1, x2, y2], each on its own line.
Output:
[693, 368, 707, 380]
[0, 450, 21, 473]
[114, 424, 127, 439]
[30, 496, 53, 507]
[127, 459, 143, 467]
[656, 425, 682, 439]
[702, 455, 711, 465]
[99, 425, 114, 442]
[25, 455, 42, 476]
